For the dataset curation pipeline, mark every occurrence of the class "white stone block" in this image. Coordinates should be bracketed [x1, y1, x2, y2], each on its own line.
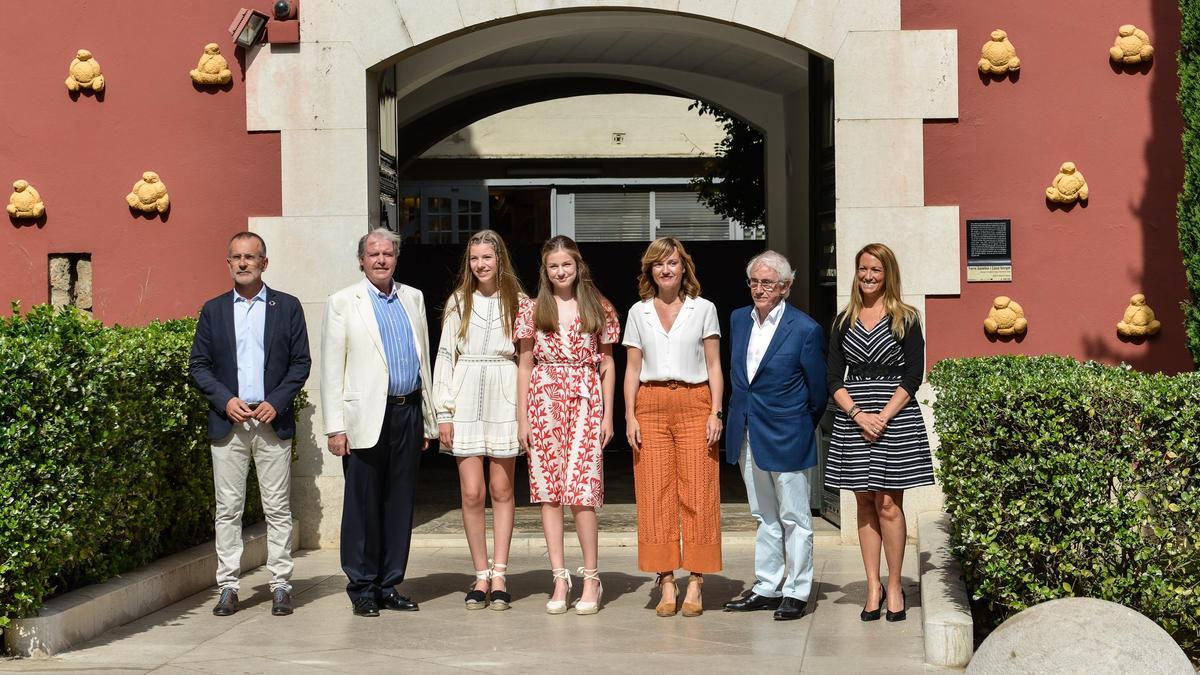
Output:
[676, 0, 737, 21]
[397, 0, 468, 46]
[247, 42, 367, 131]
[919, 512, 974, 668]
[299, 0, 412, 66]
[835, 30, 958, 120]
[731, 0, 798, 37]
[835, 206, 960, 296]
[458, 0, 519, 27]
[783, 1, 842, 57]
[281, 129, 371, 217]
[835, 118, 924, 208]
[249, 215, 370, 302]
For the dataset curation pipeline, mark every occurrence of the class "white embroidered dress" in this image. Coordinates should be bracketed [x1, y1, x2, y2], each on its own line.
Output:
[432, 292, 522, 457]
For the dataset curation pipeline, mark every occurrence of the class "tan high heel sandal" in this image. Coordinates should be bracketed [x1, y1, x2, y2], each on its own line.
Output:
[545, 568, 572, 615]
[682, 574, 704, 617]
[574, 567, 603, 615]
[655, 573, 679, 617]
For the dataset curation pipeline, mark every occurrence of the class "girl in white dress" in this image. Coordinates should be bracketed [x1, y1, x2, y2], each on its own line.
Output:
[433, 230, 526, 610]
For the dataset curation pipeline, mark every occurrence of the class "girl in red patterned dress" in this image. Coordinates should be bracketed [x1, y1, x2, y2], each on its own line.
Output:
[515, 236, 620, 616]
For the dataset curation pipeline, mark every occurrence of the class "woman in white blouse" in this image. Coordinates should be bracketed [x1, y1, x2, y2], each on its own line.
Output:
[432, 230, 525, 611]
[623, 237, 724, 618]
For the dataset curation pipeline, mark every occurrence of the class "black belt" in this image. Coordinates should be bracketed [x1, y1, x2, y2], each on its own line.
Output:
[848, 363, 905, 379]
[387, 392, 421, 406]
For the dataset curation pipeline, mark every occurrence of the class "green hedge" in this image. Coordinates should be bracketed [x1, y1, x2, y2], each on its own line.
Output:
[931, 356, 1200, 657]
[1182, 0, 1200, 367]
[0, 305, 304, 630]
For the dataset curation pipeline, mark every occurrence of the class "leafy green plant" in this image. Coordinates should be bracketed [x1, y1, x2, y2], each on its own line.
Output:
[0, 304, 308, 631]
[688, 101, 765, 238]
[931, 356, 1199, 657]
[1182, 0, 1200, 366]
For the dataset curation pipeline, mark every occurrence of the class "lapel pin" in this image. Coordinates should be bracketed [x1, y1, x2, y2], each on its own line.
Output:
[269, 300, 277, 306]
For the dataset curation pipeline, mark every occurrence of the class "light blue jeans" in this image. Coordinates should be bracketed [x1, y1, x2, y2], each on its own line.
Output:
[738, 437, 814, 600]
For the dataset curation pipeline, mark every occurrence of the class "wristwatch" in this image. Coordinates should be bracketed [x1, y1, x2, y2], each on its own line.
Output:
[711, 410, 724, 420]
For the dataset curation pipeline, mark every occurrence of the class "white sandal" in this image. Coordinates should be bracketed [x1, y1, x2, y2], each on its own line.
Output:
[545, 568, 572, 615]
[575, 567, 603, 615]
[465, 568, 490, 610]
[488, 560, 511, 611]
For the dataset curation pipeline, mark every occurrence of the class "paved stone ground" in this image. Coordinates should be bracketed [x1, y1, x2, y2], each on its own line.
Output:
[0, 543, 956, 674]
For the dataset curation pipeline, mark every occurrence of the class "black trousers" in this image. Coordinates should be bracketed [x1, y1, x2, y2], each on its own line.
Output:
[340, 398, 421, 601]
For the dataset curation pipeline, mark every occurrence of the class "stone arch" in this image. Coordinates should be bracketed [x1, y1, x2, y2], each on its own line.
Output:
[243, 0, 959, 546]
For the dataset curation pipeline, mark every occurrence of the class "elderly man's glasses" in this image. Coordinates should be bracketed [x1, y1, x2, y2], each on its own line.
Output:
[747, 278, 783, 291]
[228, 254, 263, 263]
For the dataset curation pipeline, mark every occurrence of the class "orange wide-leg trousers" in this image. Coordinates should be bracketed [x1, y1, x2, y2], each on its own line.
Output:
[633, 382, 722, 573]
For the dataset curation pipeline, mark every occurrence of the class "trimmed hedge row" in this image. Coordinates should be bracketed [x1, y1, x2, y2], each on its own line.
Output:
[931, 356, 1199, 657]
[1181, 0, 1200, 366]
[0, 305, 301, 630]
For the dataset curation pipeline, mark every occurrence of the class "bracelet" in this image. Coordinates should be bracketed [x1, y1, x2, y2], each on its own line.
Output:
[848, 404, 862, 418]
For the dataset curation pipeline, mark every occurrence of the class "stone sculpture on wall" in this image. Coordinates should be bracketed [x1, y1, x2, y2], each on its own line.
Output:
[126, 172, 170, 214]
[984, 296, 1028, 336]
[65, 49, 105, 93]
[1046, 162, 1089, 203]
[1117, 294, 1162, 336]
[1109, 25, 1154, 64]
[979, 29, 1020, 75]
[7, 180, 46, 219]
[190, 43, 233, 85]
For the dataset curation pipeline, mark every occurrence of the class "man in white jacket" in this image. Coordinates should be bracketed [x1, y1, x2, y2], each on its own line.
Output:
[321, 228, 437, 617]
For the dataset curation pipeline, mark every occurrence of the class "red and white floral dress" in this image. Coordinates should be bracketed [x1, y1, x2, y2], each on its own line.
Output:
[515, 298, 620, 507]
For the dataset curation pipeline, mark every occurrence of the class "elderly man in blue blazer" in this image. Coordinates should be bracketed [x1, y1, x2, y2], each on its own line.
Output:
[723, 250, 827, 621]
[190, 232, 311, 618]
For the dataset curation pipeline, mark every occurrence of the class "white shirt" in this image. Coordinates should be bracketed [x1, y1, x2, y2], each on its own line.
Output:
[622, 296, 720, 383]
[746, 301, 785, 382]
[232, 286, 267, 403]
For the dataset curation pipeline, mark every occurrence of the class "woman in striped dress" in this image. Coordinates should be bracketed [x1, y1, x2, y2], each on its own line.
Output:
[826, 242, 933, 624]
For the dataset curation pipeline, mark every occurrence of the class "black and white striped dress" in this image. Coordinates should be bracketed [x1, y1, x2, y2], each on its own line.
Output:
[825, 316, 934, 492]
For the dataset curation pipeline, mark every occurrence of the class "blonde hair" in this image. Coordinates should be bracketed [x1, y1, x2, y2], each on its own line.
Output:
[443, 230, 525, 341]
[534, 236, 610, 334]
[637, 237, 702, 300]
[837, 242, 921, 340]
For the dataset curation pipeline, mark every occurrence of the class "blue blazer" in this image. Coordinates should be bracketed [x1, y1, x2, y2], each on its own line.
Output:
[726, 303, 828, 472]
[189, 287, 311, 440]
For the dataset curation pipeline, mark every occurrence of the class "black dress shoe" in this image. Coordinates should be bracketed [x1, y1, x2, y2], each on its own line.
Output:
[886, 589, 907, 622]
[723, 592, 782, 612]
[212, 588, 238, 616]
[271, 588, 293, 616]
[380, 593, 419, 611]
[352, 597, 380, 617]
[773, 596, 807, 621]
[860, 585, 886, 622]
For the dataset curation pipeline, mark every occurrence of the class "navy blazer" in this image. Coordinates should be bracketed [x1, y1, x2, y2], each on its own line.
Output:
[726, 303, 828, 472]
[189, 286, 311, 440]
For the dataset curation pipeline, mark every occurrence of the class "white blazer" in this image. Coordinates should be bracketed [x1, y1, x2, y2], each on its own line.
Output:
[321, 278, 437, 449]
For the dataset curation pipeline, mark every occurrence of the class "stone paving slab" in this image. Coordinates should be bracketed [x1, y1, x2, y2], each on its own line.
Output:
[1, 544, 958, 673]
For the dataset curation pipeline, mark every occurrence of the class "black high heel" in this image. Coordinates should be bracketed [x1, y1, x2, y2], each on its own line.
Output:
[885, 588, 907, 622]
[860, 585, 886, 622]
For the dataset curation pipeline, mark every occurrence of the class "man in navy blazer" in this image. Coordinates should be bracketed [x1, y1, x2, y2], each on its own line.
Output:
[190, 232, 311, 618]
[723, 250, 827, 621]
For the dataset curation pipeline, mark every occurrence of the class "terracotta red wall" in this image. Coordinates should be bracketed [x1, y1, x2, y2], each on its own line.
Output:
[904, 1, 1193, 373]
[0, 2, 281, 325]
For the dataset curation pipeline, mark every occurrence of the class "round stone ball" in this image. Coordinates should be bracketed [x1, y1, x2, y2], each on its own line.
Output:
[967, 597, 1193, 674]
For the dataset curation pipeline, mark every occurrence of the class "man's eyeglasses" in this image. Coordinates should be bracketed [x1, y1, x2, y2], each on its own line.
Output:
[746, 278, 783, 291]
[228, 254, 264, 263]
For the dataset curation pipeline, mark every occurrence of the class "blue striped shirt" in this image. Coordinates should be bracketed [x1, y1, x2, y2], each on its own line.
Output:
[368, 283, 420, 396]
[232, 286, 267, 403]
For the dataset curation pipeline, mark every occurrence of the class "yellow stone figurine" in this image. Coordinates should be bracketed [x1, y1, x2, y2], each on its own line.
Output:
[7, 180, 46, 219]
[1046, 162, 1089, 203]
[1117, 294, 1161, 337]
[979, 29, 1020, 75]
[126, 172, 171, 214]
[190, 43, 233, 85]
[65, 49, 105, 93]
[984, 296, 1028, 336]
[1109, 25, 1153, 65]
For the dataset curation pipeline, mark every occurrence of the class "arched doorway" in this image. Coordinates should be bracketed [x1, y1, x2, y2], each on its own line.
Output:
[244, 2, 959, 547]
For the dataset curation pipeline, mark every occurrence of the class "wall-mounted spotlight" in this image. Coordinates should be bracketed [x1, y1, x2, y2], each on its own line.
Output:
[273, 0, 299, 20]
[228, 8, 269, 49]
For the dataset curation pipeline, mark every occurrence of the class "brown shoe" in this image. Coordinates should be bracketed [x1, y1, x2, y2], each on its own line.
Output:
[271, 588, 293, 616]
[682, 574, 704, 617]
[654, 573, 678, 617]
[212, 588, 238, 616]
